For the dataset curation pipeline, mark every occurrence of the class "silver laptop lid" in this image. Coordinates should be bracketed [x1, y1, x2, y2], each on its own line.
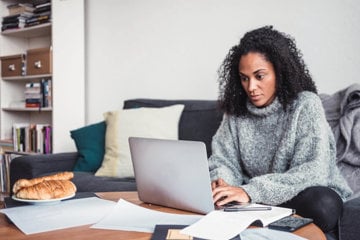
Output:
[128, 137, 215, 214]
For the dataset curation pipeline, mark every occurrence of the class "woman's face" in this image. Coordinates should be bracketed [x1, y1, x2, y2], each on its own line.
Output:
[238, 52, 276, 108]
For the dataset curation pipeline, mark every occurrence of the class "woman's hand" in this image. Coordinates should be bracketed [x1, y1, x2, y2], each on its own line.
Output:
[212, 178, 250, 206]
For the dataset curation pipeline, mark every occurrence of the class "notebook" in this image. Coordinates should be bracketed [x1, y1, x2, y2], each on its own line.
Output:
[128, 137, 215, 214]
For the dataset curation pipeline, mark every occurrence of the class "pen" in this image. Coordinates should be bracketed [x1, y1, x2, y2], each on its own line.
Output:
[224, 206, 272, 212]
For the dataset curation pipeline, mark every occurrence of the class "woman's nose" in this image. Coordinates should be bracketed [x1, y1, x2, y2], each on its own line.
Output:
[247, 79, 257, 93]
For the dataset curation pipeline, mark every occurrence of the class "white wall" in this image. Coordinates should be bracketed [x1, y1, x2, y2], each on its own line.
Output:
[85, 0, 360, 123]
[53, 0, 85, 151]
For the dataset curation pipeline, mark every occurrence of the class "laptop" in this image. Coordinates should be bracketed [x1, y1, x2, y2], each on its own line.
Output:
[128, 137, 215, 214]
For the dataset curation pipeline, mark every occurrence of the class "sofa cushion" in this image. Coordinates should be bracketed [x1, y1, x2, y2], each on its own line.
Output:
[340, 197, 360, 240]
[70, 121, 106, 172]
[95, 111, 119, 177]
[95, 104, 185, 178]
[123, 99, 224, 157]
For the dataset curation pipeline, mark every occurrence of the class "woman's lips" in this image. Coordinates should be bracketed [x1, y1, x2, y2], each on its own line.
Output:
[250, 95, 261, 101]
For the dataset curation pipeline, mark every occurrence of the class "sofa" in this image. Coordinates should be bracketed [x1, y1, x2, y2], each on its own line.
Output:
[9, 93, 360, 240]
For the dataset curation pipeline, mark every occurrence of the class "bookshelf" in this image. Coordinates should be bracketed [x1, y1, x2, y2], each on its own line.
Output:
[0, 0, 85, 153]
[0, 1, 52, 153]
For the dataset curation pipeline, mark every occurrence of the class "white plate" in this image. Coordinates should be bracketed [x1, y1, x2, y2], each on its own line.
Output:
[12, 193, 76, 205]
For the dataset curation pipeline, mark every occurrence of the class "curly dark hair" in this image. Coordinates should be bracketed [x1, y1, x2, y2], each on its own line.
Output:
[218, 26, 317, 116]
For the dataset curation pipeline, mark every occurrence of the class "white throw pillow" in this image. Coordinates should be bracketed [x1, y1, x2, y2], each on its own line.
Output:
[95, 104, 185, 178]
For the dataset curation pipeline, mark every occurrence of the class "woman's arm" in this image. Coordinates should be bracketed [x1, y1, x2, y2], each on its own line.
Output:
[208, 114, 245, 187]
[241, 94, 352, 205]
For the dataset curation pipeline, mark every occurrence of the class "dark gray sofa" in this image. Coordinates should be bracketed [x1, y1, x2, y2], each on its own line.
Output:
[10, 99, 223, 192]
[9, 98, 360, 240]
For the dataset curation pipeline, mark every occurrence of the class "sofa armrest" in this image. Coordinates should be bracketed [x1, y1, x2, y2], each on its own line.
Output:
[10, 152, 79, 192]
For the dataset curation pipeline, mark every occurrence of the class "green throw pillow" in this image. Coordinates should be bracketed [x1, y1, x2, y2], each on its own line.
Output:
[70, 121, 106, 172]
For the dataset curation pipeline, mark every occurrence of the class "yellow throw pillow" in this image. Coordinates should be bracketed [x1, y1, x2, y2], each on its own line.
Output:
[95, 104, 185, 178]
[94, 111, 119, 177]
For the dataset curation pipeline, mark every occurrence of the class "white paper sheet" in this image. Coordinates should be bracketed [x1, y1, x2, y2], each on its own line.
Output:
[0, 197, 116, 235]
[181, 204, 293, 240]
[91, 199, 203, 232]
[240, 228, 306, 240]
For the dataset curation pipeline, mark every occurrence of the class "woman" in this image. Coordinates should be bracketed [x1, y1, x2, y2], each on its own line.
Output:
[209, 26, 352, 233]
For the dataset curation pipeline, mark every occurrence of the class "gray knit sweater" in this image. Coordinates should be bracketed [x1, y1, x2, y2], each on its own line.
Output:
[209, 91, 352, 205]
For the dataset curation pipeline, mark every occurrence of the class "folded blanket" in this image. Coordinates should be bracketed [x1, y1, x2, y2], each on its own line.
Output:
[320, 83, 360, 121]
[320, 83, 360, 166]
[320, 84, 360, 197]
[337, 161, 360, 200]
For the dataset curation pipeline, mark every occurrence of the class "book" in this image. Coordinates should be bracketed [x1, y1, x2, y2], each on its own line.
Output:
[24, 19, 50, 28]
[24, 82, 41, 108]
[25, 102, 41, 108]
[24, 79, 52, 108]
[33, 5, 51, 14]
[25, 14, 50, 24]
[0, 154, 10, 193]
[0, 139, 14, 153]
[0, 154, 4, 192]
[12, 123, 52, 153]
[43, 125, 52, 154]
[41, 79, 52, 108]
[45, 79, 52, 107]
[12, 123, 30, 152]
[1, 1, 50, 31]
[2, 12, 33, 22]
[1, 12, 34, 31]
[33, 1, 51, 14]
[7, 3, 35, 15]
[34, 1, 51, 9]
[36, 124, 44, 153]
[151, 225, 240, 240]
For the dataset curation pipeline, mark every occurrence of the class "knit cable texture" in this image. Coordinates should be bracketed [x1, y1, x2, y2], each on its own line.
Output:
[209, 91, 353, 205]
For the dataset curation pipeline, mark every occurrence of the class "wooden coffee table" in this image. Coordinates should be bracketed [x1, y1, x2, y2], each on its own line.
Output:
[0, 191, 326, 240]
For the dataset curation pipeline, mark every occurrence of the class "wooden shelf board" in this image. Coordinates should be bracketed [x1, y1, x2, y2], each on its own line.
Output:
[1, 23, 51, 38]
[2, 107, 52, 112]
[2, 74, 52, 81]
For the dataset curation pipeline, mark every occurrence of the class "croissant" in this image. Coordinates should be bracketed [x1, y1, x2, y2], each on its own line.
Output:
[13, 171, 74, 194]
[15, 180, 77, 200]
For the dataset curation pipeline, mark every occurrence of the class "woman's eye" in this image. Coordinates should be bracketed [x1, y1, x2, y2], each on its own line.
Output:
[240, 75, 248, 81]
[256, 74, 265, 80]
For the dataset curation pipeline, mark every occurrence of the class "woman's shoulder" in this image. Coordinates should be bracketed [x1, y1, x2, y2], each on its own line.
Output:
[294, 91, 322, 107]
[297, 91, 320, 101]
[290, 91, 325, 118]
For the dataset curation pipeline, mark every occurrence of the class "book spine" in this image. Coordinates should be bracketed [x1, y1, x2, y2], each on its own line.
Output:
[11, 123, 52, 154]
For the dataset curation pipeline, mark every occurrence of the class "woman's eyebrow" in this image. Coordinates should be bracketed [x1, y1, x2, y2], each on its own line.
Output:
[239, 69, 266, 76]
[253, 69, 266, 74]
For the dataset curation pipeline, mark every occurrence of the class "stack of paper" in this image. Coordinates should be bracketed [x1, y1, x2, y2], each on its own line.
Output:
[91, 199, 202, 232]
[180, 204, 293, 239]
[0, 197, 115, 234]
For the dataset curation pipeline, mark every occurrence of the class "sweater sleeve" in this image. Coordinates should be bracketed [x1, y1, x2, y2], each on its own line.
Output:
[208, 114, 245, 186]
[241, 95, 352, 205]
